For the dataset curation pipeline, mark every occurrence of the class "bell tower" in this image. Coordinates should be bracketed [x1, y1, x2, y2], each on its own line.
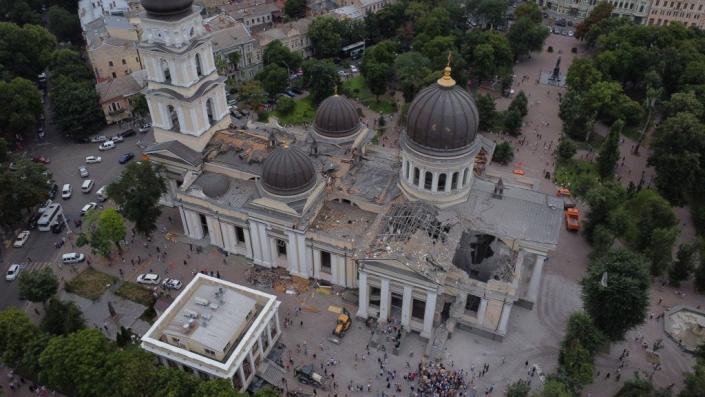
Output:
[139, 0, 229, 152]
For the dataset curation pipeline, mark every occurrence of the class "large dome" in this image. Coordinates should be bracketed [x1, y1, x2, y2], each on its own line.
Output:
[141, 0, 193, 17]
[261, 146, 316, 196]
[199, 174, 229, 199]
[313, 94, 360, 138]
[405, 67, 479, 153]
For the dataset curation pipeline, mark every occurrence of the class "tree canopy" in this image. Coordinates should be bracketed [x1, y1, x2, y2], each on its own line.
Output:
[77, 208, 126, 257]
[0, 22, 56, 80]
[18, 267, 58, 305]
[108, 161, 167, 236]
[40, 297, 85, 336]
[0, 77, 43, 142]
[302, 59, 339, 104]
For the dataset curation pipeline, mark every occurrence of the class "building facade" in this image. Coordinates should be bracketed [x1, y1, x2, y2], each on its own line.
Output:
[96, 70, 147, 123]
[79, 0, 131, 29]
[141, 274, 282, 391]
[254, 17, 314, 62]
[647, 0, 705, 27]
[205, 14, 261, 82]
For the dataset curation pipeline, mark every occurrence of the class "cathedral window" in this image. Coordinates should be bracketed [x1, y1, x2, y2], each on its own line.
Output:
[195, 53, 203, 77]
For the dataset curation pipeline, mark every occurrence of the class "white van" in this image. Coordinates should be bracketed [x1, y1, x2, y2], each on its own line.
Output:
[99, 141, 115, 151]
[81, 179, 94, 193]
[62, 253, 85, 264]
[96, 186, 108, 202]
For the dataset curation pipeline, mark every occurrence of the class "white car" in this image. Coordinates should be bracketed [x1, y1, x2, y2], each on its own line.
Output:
[5, 264, 22, 281]
[85, 156, 102, 164]
[350, 65, 359, 73]
[79, 166, 89, 178]
[137, 273, 161, 285]
[110, 135, 124, 143]
[61, 184, 72, 199]
[139, 123, 151, 133]
[13, 231, 30, 248]
[162, 278, 183, 290]
[90, 135, 108, 143]
[80, 202, 97, 215]
[568, 30, 575, 37]
[99, 141, 115, 151]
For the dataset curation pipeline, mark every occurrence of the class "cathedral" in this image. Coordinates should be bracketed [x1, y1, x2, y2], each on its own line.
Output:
[139, 0, 562, 345]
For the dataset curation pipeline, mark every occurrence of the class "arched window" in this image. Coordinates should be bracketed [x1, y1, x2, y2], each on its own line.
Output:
[205, 97, 215, 126]
[437, 173, 447, 192]
[462, 168, 469, 186]
[168, 105, 179, 131]
[161, 59, 171, 83]
[424, 171, 433, 191]
[195, 52, 203, 77]
[405, 161, 410, 180]
[451, 172, 459, 190]
[413, 167, 420, 185]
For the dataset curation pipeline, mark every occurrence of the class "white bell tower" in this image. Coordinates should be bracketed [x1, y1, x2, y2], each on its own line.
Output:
[139, 0, 229, 153]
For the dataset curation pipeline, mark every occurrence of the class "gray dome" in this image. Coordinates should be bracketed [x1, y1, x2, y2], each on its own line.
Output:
[200, 173, 229, 199]
[141, 0, 193, 17]
[313, 95, 360, 138]
[261, 146, 316, 196]
[405, 70, 479, 153]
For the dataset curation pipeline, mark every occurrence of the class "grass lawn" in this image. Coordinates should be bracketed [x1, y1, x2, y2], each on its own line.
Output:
[342, 76, 397, 114]
[65, 267, 117, 300]
[115, 282, 156, 307]
[274, 97, 315, 125]
[554, 158, 600, 198]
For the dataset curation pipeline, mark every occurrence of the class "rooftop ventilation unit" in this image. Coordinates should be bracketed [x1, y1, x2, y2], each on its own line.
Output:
[195, 297, 210, 306]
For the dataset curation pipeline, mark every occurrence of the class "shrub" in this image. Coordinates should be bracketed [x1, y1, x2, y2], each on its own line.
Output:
[275, 96, 295, 115]
[557, 139, 577, 160]
[571, 47, 578, 53]
[492, 142, 514, 165]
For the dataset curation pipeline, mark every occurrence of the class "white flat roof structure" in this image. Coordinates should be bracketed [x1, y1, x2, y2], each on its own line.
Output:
[141, 274, 280, 379]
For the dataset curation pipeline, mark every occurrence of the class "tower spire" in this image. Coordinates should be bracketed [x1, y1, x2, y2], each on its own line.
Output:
[437, 51, 456, 88]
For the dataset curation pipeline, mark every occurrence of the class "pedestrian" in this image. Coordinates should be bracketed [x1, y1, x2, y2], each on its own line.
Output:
[184, 260, 187, 266]
[216, 271, 221, 279]
[300, 320, 304, 328]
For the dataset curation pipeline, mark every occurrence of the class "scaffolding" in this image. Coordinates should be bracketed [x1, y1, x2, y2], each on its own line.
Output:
[376, 202, 441, 244]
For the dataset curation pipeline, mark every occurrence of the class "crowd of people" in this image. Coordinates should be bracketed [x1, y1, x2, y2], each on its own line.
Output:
[409, 361, 468, 397]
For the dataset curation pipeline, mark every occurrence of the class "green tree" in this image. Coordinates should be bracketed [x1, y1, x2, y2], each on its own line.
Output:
[308, 16, 342, 58]
[394, 52, 432, 102]
[681, 363, 705, 397]
[150, 367, 200, 397]
[228, 52, 241, 71]
[557, 139, 577, 161]
[669, 243, 698, 286]
[462, 30, 513, 83]
[0, 0, 41, 25]
[238, 80, 267, 109]
[559, 90, 594, 141]
[575, 2, 614, 40]
[40, 297, 85, 335]
[0, 77, 43, 142]
[695, 257, 705, 293]
[0, 22, 56, 79]
[492, 142, 514, 165]
[566, 58, 602, 92]
[597, 119, 623, 179]
[48, 48, 91, 80]
[648, 112, 705, 206]
[507, 16, 549, 60]
[509, 91, 528, 117]
[257, 64, 289, 98]
[503, 108, 523, 136]
[105, 347, 159, 397]
[476, 93, 496, 131]
[275, 95, 295, 115]
[0, 308, 44, 371]
[582, 249, 651, 341]
[0, 159, 50, 230]
[364, 61, 391, 101]
[107, 161, 167, 236]
[507, 381, 531, 397]
[77, 208, 126, 257]
[39, 328, 115, 397]
[194, 379, 244, 397]
[564, 311, 606, 355]
[263, 40, 302, 71]
[514, 2, 542, 23]
[131, 93, 148, 118]
[583, 182, 626, 242]
[18, 267, 58, 306]
[284, 0, 306, 19]
[46, 6, 81, 43]
[473, 0, 508, 29]
[663, 91, 703, 119]
[302, 59, 339, 104]
[531, 380, 571, 397]
[614, 375, 669, 396]
[50, 76, 104, 138]
[557, 340, 593, 389]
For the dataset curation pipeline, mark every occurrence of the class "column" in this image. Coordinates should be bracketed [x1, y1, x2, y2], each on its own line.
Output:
[238, 366, 246, 389]
[477, 298, 488, 326]
[356, 271, 369, 318]
[527, 255, 546, 304]
[418, 168, 426, 188]
[379, 278, 391, 323]
[248, 350, 256, 375]
[444, 173, 451, 192]
[286, 231, 299, 275]
[498, 302, 513, 334]
[178, 206, 190, 236]
[274, 311, 281, 336]
[401, 285, 412, 330]
[266, 322, 273, 346]
[431, 172, 439, 192]
[206, 216, 223, 248]
[257, 334, 265, 357]
[420, 290, 437, 339]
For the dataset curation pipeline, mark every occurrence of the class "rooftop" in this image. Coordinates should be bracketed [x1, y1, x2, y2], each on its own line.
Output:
[331, 5, 364, 19]
[96, 70, 146, 102]
[310, 200, 377, 241]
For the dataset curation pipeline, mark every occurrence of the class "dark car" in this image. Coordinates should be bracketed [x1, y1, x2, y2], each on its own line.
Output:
[291, 87, 303, 95]
[119, 152, 135, 164]
[51, 221, 64, 234]
[75, 136, 91, 144]
[119, 129, 137, 137]
[28, 213, 40, 229]
[48, 183, 59, 199]
[285, 90, 296, 97]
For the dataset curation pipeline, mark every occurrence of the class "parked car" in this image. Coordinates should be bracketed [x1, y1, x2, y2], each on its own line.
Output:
[78, 166, 89, 178]
[5, 264, 23, 281]
[568, 30, 574, 37]
[99, 141, 115, 151]
[90, 135, 108, 143]
[110, 135, 124, 143]
[51, 221, 64, 233]
[119, 129, 136, 137]
[28, 213, 40, 229]
[118, 152, 135, 164]
[13, 231, 30, 248]
[61, 184, 72, 199]
[137, 273, 161, 285]
[85, 156, 102, 164]
[32, 155, 50, 164]
[350, 65, 359, 73]
[285, 90, 296, 97]
[139, 122, 151, 133]
[162, 278, 183, 290]
[48, 183, 59, 199]
[80, 202, 97, 215]
[62, 253, 85, 264]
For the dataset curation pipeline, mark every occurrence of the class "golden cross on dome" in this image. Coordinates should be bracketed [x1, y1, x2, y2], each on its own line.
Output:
[437, 51, 456, 88]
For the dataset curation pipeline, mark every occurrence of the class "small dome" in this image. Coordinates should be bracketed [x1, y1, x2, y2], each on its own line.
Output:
[141, 0, 193, 17]
[261, 146, 316, 196]
[313, 95, 360, 138]
[405, 69, 479, 153]
[199, 174, 229, 199]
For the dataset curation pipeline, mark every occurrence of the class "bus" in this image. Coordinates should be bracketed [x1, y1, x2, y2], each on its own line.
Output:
[341, 41, 365, 60]
[37, 203, 64, 232]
